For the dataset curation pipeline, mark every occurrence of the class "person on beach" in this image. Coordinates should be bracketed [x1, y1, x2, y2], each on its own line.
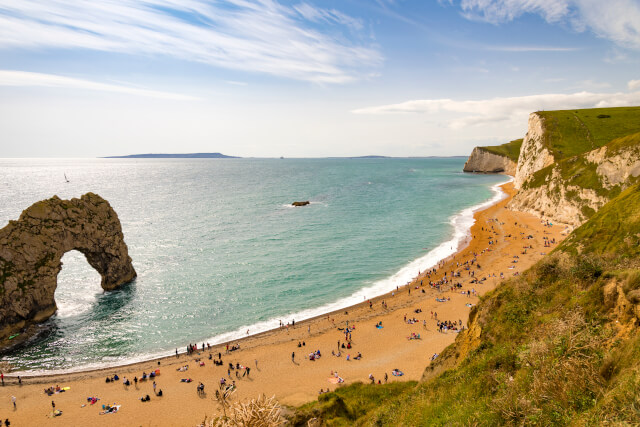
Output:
[292, 352, 295, 362]
[11, 396, 16, 409]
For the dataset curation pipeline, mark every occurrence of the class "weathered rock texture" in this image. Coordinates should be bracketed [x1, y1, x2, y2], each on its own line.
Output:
[507, 117, 640, 228]
[463, 147, 517, 175]
[513, 113, 555, 189]
[508, 170, 609, 227]
[0, 193, 136, 340]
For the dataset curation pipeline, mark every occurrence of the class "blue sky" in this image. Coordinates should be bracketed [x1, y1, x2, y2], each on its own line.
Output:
[1, 0, 639, 157]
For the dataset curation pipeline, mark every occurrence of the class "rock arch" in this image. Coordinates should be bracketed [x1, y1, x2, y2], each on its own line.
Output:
[0, 193, 136, 341]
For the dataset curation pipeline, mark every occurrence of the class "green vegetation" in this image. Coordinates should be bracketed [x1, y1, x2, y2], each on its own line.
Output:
[538, 106, 640, 159]
[291, 382, 416, 426]
[481, 139, 523, 163]
[293, 182, 640, 426]
[521, 129, 640, 222]
[604, 131, 640, 155]
[559, 183, 640, 263]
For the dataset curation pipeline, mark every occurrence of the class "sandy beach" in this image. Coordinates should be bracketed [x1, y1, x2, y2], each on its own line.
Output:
[0, 182, 567, 426]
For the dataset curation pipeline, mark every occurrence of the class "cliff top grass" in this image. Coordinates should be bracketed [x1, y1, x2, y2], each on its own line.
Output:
[538, 106, 640, 160]
[293, 187, 640, 426]
[480, 138, 523, 163]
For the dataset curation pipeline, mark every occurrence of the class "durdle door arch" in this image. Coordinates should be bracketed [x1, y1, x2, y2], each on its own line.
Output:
[0, 193, 136, 343]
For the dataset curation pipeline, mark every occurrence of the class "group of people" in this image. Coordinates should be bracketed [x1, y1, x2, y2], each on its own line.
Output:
[43, 385, 64, 396]
[436, 319, 463, 333]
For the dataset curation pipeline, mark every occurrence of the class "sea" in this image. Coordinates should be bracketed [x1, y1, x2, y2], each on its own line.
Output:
[0, 157, 507, 373]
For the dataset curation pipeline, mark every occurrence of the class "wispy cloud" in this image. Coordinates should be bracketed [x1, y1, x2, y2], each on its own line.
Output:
[483, 45, 579, 52]
[225, 80, 248, 86]
[293, 3, 364, 31]
[0, 0, 382, 84]
[454, 0, 640, 49]
[352, 89, 640, 128]
[629, 79, 640, 90]
[0, 70, 198, 100]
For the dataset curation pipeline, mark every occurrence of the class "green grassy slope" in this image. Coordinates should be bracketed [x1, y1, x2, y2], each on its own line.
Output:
[559, 183, 640, 263]
[480, 139, 523, 163]
[538, 106, 640, 159]
[292, 183, 640, 426]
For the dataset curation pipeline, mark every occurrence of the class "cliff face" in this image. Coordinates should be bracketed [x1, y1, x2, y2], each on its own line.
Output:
[463, 147, 517, 175]
[508, 170, 609, 227]
[513, 113, 555, 189]
[463, 108, 640, 228]
[508, 124, 640, 228]
[0, 193, 136, 341]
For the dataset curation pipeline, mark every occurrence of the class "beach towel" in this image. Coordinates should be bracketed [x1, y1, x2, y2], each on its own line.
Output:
[99, 405, 120, 415]
[376, 325, 383, 329]
[48, 409, 63, 418]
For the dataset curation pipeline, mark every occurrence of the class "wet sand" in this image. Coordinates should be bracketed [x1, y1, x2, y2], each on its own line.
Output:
[0, 182, 567, 426]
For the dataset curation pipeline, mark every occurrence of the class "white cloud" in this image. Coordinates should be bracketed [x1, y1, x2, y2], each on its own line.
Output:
[0, 70, 198, 100]
[629, 79, 640, 90]
[352, 89, 640, 129]
[456, 0, 640, 49]
[0, 0, 381, 84]
[484, 45, 579, 52]
[293, 3, 364, 31]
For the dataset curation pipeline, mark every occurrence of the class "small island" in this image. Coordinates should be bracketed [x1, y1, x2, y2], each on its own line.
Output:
[292, 201, 310, 207]
[103, 152, 239, 159]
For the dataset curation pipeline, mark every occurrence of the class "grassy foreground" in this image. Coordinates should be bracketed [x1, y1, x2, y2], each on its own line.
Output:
[291, 184, 640, 426]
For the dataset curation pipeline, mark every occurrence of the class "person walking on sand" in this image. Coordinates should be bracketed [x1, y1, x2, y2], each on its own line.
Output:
[11, 395, 16, 409]
[153, 381, 157, 395]
[1, 372, 3, 386]
[51, 400, 55, 410]
[292, 352, 295, 362]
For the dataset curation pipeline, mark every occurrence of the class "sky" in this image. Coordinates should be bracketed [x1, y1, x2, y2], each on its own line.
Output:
[1, 0, 639, 158]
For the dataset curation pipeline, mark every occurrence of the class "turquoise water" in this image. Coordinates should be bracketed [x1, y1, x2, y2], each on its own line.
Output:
[0, 158, 506, 372]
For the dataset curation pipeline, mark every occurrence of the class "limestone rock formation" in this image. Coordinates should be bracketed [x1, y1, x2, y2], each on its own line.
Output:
[513, 113, 555, 189]
[508, 131, 640, 228]
[0, 193, 136, 341]
[463, 147, 517, 175]
[292, 201, 310, 207]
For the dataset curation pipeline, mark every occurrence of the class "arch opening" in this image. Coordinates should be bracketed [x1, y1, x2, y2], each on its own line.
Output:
[54, 250, 102, 318]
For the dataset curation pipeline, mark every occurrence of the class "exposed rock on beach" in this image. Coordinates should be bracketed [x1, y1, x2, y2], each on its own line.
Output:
[0, 193, 136, 344]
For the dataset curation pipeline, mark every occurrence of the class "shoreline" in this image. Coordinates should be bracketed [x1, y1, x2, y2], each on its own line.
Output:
[0, 181, 568, 426]
[3, 176, 510, 377]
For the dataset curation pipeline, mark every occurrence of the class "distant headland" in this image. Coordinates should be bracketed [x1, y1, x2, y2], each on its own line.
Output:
[103, 152, 240, 158]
